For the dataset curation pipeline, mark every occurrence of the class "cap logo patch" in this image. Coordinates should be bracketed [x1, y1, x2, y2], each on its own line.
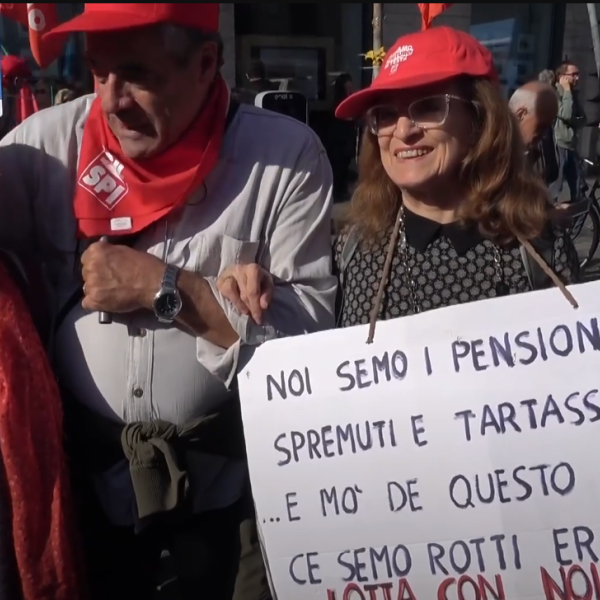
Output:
[384, 44, 414, 74]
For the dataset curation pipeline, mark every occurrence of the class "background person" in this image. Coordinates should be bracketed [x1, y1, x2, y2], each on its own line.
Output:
[33, 77, 53, 110]
[538, 69, 556, 87]
[554, 60, 586, 201]
[509, 80, 560, 196]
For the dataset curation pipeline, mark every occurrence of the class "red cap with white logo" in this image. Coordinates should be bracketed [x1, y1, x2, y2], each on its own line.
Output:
[46, 3, 219, 38]
[336, 26, 497, 120]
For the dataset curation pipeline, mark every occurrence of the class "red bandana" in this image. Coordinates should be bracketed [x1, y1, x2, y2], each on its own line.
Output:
[74, 76, 229, 238]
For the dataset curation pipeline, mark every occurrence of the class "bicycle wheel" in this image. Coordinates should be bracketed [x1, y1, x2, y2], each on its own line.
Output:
[577, 202, 600, 269]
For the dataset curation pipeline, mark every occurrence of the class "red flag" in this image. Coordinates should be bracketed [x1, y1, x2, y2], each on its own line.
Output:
[0, 3, 65, 68]
[0, 3, 27, 26]
[16, 83, 38, 124]
[417, 3, 453, 30]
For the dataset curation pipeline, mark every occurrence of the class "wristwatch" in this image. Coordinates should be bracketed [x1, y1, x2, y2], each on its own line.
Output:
[152, 264, 182, 323]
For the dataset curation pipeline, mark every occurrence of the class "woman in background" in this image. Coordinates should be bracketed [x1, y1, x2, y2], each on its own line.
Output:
[538, 69, 556, 87]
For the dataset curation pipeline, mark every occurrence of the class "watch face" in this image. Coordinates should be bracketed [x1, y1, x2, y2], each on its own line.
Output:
[153, 291, 182, 321]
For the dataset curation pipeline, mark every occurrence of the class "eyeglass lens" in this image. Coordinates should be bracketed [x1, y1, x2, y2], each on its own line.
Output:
[369, 95, 449, 133]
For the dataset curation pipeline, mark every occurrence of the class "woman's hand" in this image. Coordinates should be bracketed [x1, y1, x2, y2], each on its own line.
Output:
[217, 264, 274, 325]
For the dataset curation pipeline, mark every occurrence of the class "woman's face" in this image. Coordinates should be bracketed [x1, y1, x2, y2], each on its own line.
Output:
[372, 81, 475, 195]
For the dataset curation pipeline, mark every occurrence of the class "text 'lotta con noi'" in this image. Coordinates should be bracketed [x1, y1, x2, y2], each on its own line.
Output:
[264, 317, 600, 404]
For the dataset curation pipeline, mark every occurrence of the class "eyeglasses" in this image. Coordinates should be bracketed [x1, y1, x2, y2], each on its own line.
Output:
[365, 94, 477, 135]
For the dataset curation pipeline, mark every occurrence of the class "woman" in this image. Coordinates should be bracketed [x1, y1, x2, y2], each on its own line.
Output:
[538, 69, 556, 87]
[215, 27, 579, 334]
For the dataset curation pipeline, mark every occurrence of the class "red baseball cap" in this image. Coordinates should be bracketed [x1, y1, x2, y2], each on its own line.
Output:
[46, 4, 219, 38]
[336, 26, 497, 120]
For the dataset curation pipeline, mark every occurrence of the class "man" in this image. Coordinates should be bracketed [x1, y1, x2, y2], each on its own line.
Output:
[33, 78, 53, 110]
[234, 60, 278, 105]
[509, 80, 560, 199]
[554, 60, 586, 201]
[0, 4, 335, 599]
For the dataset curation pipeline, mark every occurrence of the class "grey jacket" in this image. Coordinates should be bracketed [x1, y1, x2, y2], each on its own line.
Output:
[554, 83, 586, 150]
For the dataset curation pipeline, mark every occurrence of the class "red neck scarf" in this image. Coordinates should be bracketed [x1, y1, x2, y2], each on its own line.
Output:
[74, 76, 229, 238]
[0, 260, 85, 600]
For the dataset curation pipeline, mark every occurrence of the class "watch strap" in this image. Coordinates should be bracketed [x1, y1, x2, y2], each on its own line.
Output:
[161, 264, 180, 292]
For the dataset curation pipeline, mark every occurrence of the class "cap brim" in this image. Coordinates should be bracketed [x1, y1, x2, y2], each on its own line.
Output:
[335, 70, 495, 120]
[45, 11, 154, 40]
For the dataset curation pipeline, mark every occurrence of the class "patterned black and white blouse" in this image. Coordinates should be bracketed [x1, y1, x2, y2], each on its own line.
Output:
[334, 207, 579, 328]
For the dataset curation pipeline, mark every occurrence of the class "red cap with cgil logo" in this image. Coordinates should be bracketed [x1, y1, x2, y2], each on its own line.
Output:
[46, 3, 219, 38]
[336, 26, 497, 120]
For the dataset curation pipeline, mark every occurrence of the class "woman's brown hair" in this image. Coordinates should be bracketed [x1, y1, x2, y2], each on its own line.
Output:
[347, 77, 554, 246]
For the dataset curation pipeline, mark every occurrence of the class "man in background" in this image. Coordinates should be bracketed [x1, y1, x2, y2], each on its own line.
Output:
[509, 80, 560, 199]
[554, 60, 586, 201]
[233, 59, 278, 105]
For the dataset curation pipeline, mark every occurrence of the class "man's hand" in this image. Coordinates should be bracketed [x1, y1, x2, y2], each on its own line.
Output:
[559, 75, 571, 91]
[81, 241, 163, 314]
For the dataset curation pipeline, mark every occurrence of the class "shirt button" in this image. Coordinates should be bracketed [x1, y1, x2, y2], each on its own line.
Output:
[137, 328, 147, 337]
[133, 387, 144, 398]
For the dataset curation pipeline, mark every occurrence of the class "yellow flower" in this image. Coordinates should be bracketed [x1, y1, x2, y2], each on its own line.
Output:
[365, 47, 386, 66]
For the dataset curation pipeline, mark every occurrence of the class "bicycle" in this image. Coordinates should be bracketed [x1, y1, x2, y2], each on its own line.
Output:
[566, 157, 600, 270]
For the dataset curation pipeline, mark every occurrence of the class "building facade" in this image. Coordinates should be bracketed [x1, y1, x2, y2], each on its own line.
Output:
[0, 3, 597, 156]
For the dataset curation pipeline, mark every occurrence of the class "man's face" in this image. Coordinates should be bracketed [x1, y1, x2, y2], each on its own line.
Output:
[33, 80, 52, 110]
[564, 64, 580, 88]
[86, 26, 219, 160]
[517, 104, 556, 148]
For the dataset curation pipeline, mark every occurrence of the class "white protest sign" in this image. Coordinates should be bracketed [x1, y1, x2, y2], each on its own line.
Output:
[238, 280, 600, 600]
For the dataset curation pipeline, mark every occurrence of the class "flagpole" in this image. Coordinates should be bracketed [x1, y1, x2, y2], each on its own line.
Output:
[372, 4, 382, 81]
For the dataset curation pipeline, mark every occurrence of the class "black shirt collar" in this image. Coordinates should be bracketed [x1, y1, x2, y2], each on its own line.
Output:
[403, 207, 484, 255]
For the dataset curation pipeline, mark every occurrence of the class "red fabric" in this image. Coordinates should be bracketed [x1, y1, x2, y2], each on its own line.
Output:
[0, 4, 64, 68]
[46, 3, 219, 38]
[74, 75, 229, 238]
[0, 260, 85, 600]
[15, 84, 39, 124]
[336, 26, 497, 120]
[417, 3, 453, 30]
[0, 3, 27, 27]
[0, 55, 31, 86]
[0, 56, 38, 125]
[26, 4, 64, 68]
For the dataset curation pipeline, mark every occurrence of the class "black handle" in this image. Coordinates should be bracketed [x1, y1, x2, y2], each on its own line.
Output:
[98, 236, 112, 325]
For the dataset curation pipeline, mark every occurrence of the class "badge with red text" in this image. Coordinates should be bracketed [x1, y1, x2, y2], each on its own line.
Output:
[78, 150, 129, 211]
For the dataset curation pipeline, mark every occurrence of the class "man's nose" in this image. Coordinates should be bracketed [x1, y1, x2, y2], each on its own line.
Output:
[393, 116, 421, 140]
[99, 74, 135, 114]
